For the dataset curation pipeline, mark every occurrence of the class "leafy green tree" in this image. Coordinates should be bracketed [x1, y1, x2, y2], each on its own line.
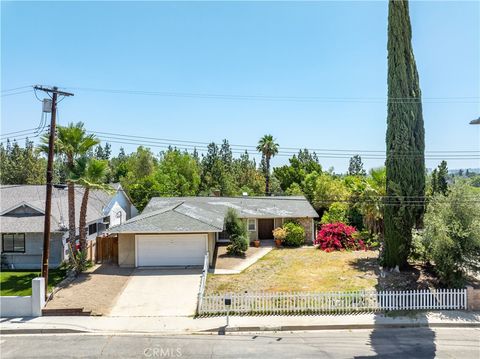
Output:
[273, 149, 322, 194]
[436, 161, 449, 195]
[256, 135, 279, 195]
[384, 0, 426, 269]
[110, 147, 129, 183]
[127, 146, 156, 179]
[200, 141, 237, 196]
[40, 122, 100, 246]
[155, 148, 201, 196]
[312, 173, 349, 213]
[348, 155, 366, 176]
[470, 175, 480, 188]
[421, 183, 480, 287]
[320, 202, 349, 224]
[0, 139, 46, 184]
[233, 151, 265, 195]
[127, 175, 163, 211]
[285, 182, 304, 196]
[430, 168, 438, 195]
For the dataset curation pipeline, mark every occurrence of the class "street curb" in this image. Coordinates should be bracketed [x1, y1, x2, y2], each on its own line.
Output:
[205, 322, 480, 333]
[0, 328, 88, 335]
[1, 322, 478, 335]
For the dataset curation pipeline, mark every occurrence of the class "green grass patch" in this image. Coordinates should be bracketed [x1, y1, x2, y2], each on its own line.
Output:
[0, 268, 67, 296]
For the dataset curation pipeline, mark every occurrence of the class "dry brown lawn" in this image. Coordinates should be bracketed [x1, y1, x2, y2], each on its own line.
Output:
[206, 248, 379, 294]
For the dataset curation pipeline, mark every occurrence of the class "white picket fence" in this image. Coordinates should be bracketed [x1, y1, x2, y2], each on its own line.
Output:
[198, 288, 467, 315]
[196, 252, 209, 314]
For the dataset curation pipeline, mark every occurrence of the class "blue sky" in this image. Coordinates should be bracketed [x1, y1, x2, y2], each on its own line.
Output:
[2, 1, 479, 172]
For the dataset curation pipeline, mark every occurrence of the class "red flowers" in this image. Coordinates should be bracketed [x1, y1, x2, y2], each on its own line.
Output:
[315, 222, 365, 251]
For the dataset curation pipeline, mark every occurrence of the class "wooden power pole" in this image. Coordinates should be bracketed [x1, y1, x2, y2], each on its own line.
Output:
[33, 85, 74, 297]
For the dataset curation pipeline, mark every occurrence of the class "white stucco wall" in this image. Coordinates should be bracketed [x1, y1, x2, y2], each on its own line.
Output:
[0, 277, 45, 317]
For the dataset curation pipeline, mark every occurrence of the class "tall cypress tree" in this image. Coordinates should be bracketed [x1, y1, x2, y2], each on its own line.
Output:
[384, 0, 425, 269]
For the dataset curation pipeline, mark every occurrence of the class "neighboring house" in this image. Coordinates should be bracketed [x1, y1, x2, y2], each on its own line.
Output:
[0, 184, 137, 269]
[108, 196, 318, 268]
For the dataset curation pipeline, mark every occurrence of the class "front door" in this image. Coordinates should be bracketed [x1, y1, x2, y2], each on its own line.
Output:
[257, 219, 274, 240]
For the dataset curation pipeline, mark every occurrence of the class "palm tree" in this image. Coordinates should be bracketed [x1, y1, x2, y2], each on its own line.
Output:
[256, 135, 279, 195]
[73, 158, 112, 253]
[40, 122, 99, 248]
[360, 167, 386, 236]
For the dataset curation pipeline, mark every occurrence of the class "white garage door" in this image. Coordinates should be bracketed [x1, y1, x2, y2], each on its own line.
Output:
[136, 234, 207, 267]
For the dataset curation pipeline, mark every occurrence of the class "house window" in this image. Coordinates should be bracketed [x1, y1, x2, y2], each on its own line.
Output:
[247, 219, 256, 232]
[88, 223, 97, 236]
[218, 230, 229, 240]
[2, 233, 25, 253]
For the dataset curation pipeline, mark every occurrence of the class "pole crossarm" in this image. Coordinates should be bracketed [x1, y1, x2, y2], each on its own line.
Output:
[33, 85, 74, 97]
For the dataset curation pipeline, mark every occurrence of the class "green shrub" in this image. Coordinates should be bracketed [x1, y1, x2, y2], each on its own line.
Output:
[282, 222, 305, 247]
[225, 208, 248, 256]
[227, 234, 249, 256]
[320, 202, 348, 224]
[409, 229, 427, 262]
[421, 183, 480, 287]
[353, 230, 380, 250]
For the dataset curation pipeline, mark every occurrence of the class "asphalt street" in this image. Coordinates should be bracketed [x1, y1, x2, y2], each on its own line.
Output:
[1, 327, 479, 358]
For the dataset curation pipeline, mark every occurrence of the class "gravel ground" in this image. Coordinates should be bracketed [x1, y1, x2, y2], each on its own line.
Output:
[45, 264, 133, 315]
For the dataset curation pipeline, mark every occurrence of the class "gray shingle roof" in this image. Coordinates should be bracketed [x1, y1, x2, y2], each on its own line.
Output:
[0, 185, 114, 233]
[109, 195, 317, 234]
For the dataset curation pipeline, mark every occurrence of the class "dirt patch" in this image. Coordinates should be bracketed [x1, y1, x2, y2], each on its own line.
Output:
[349, 257, 441, 291]
[45, 264, 133, 315]
[214, 244, 271, 270]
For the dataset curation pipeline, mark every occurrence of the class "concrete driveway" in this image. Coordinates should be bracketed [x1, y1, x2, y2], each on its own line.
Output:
[109, 268, 202, 317]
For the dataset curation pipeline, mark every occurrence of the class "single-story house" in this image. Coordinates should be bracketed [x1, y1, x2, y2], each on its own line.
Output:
[0, 184, 137, 269]
[108, 196, 318, 268]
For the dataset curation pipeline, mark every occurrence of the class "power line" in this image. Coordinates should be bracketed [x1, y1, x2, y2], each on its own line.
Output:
[61, 86, 480, 104]
[88, 131, 480, 160]
[1, 86, 31, 93]
[1, 89, 33, 97]
[88, 130, 480, 154]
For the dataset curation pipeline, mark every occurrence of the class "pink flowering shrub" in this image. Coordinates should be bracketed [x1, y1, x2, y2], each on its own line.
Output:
[315, 222, 365, 252]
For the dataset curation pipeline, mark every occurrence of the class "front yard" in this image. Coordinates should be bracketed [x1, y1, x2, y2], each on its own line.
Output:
[206, 247, 442, 294]
[0, 268, 67, 296]
[206, 248, 379, 294]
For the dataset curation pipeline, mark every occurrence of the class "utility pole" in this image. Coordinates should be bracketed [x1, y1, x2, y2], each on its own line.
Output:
[33, 85, 74, 297]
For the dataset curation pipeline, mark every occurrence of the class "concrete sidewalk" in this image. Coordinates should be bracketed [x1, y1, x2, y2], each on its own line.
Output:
[1, 311, 479, 335]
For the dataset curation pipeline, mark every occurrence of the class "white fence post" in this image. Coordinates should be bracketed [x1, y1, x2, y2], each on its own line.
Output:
[31, 277, 45, 317]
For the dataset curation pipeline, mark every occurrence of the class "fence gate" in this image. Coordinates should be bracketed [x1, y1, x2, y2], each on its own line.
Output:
[96, 235, 118, 264]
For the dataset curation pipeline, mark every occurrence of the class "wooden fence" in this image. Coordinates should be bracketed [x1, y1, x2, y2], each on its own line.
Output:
[96, 236, 118, 264]
[198, 288, 467, 315]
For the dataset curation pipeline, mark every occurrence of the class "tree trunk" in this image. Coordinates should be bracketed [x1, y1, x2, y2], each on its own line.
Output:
[265, 156, 270, 196]
[78, 187, 90, 253]
[67, 181, 76, 250]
